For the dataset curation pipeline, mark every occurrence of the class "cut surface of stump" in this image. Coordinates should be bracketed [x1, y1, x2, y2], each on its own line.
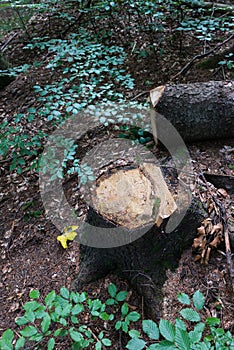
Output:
[92, 163, 177, 229]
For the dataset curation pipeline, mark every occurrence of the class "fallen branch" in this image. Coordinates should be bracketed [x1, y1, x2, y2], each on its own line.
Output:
[170, 34, 234, 80]
[223, 219, 234, 293]
[1, 33, 18, 53]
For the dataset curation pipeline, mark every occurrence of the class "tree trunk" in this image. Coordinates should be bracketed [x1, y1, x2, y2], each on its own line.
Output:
[156, 80, 234, 142]
[72, 201, 204, 320]
[72, 163, 205, 320]
[0, 53, 14, 90]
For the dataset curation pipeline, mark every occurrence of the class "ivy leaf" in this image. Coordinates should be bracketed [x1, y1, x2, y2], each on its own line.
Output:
[47, 338, 55, 350]
[180, 308, 201, 322]
[45, 290, 56, 307]
[116, 291, 128, 302]
[159, 319, 175, 342]
[102, 338, 112, 346]
[128, 330, 141, 338]
[20, 325, 38, 337]
[69, 329, 83, 342]
[29, 290, 40, 299]
[175, 328, 191, 350]
[0, 329, 14, 350]
[192, 290, 205, 310]
[41, 313, 51, 333]
[121, 303, 129, 316]
[127, 312, 141, 322]
[142, 319, 159, 340]
[15, 337, 25, 350]
[108, 283, 117, 298]
[177, 293, 190, 305]
[60, 287, 70, 299]
[126, 338, 146, 350]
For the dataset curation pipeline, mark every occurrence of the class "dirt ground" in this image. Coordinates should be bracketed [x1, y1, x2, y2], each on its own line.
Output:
[0, 6, 234, 349]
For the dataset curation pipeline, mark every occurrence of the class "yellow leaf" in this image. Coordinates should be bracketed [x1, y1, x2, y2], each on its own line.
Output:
[57, 235, 69, 249]
[64, 225, 79, 234]
[57, 229, 78, 249]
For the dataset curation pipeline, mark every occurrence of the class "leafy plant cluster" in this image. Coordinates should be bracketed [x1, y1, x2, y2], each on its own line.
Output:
[0, 287, 233, 350]
[126, 290, 234, 350]
[75, 0, 233, 55]
[26, 30, 135, 122]
[0, 283, 140, 350]
[0, 0, 233, 178]
[0, 29, 136, 177]
[218, 53, 234, 70]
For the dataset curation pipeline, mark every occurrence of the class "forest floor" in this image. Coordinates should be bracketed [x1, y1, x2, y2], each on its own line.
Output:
[0, 5, 234, 349]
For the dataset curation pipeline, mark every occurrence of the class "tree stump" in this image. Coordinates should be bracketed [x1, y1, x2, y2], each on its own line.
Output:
[72, 162, 205, 320]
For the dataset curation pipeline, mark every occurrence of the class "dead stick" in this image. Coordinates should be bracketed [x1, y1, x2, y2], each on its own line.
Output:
[170, 34, 234, 80]
[224, 223, 234, 292]
[1, 33, 18, 52]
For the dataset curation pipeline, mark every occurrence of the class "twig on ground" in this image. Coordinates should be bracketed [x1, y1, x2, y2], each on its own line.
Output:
[223, 220, 234, 293]
[130, 90, 149, 100]
[87, 327, 107, 349]
[170, 34, 234, 80]
[1, 33, 18, 52]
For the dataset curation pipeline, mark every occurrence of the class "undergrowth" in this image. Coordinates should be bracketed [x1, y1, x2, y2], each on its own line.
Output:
[0, 286, 233, 349]
[0, 0, 233, 178]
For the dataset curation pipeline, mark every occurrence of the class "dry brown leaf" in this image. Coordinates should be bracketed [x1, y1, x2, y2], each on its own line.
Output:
[202, 218, 213, 233]
[192, 236, 206, 249]
[197, 226, 206, 235]
[194, 254, 201, 262]
[217, 188, 229, 198]
[210, 222, 223, 235]
[209, 236, 222, 248]
[204, 247, 211, 265]
[149, 85, 165, 107]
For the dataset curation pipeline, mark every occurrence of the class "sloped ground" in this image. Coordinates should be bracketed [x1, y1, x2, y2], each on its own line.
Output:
[0, 6, 234, 348]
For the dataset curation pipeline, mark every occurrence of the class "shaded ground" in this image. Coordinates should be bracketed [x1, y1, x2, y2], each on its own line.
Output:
[0, 5, 234, 348]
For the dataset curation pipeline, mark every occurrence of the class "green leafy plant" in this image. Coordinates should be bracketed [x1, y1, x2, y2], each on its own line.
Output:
[1, 288, 233, 349]
[0, 283, 139, 350]
[126, 290, 234, 350]
[218, 53, 234, 70]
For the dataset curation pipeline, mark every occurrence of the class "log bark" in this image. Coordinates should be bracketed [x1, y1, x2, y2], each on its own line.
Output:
[155, 81, 234, 142]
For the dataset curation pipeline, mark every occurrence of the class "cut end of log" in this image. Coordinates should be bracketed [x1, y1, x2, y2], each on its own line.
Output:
[92, 163, 177, 230]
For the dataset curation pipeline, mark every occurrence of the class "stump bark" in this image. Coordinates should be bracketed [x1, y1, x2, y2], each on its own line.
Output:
[72, 164, 205, 320]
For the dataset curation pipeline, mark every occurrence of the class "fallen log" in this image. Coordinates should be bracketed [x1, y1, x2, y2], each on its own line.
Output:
[154, 80, 234, 142]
